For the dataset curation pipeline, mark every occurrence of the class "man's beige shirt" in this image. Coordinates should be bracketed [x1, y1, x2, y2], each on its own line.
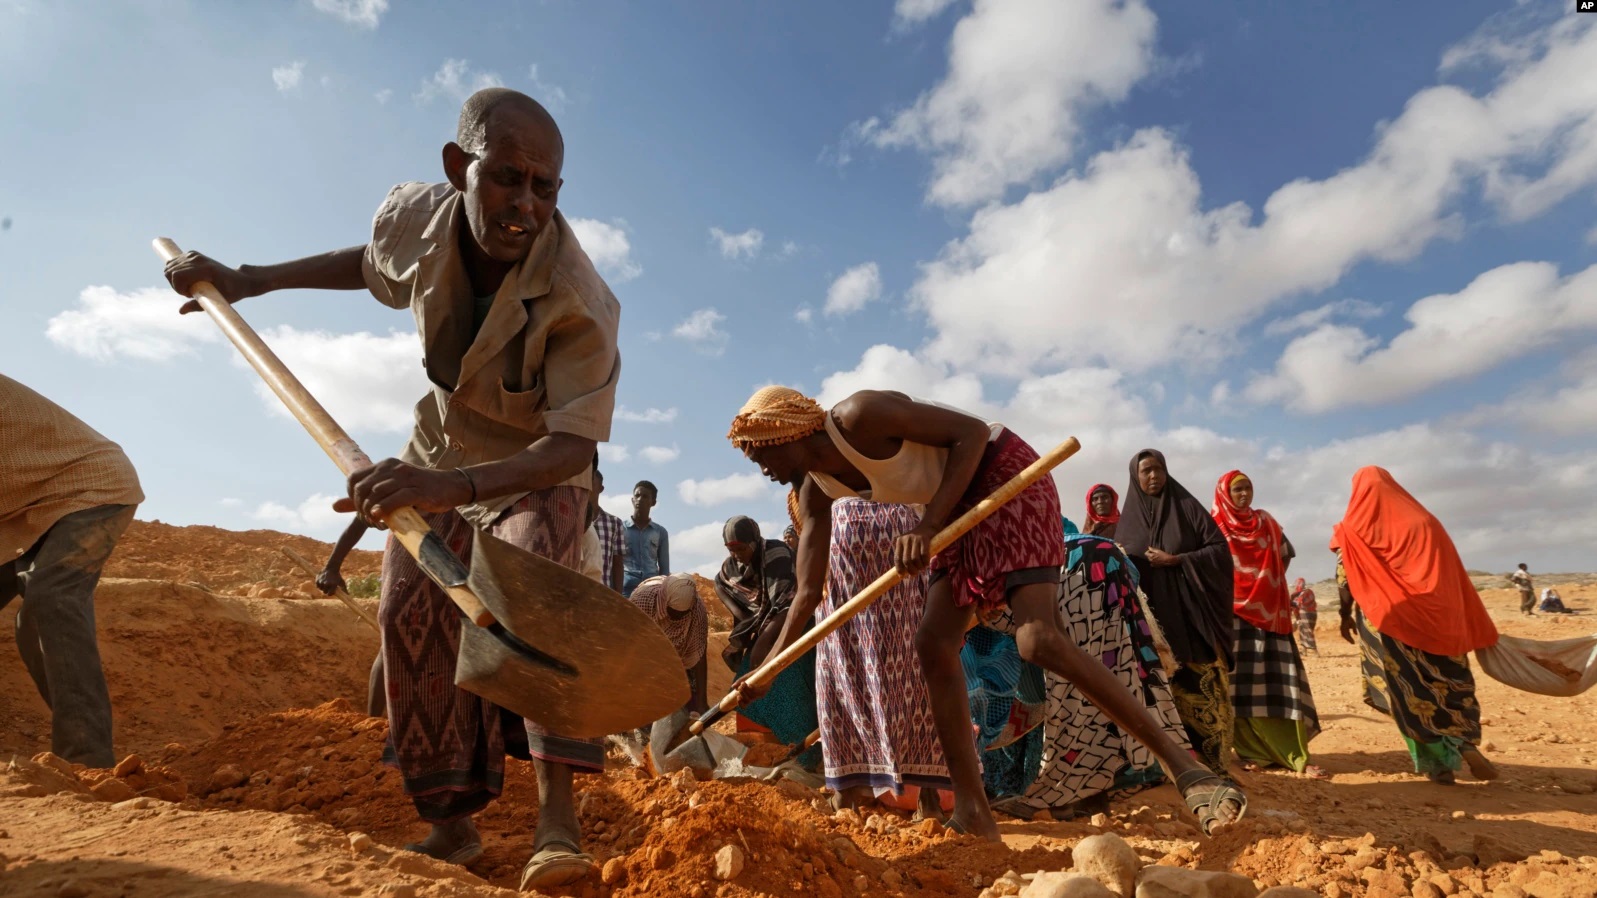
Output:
[362, 182, 621, 528]
[0, 374, 144, 559]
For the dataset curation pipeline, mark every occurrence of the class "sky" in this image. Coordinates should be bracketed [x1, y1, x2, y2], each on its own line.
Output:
[3, 0, 1595, 581]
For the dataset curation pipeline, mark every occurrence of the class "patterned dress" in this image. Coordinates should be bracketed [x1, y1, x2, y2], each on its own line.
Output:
[987, 535, 1190, 813]
[817, 498, 951, 794]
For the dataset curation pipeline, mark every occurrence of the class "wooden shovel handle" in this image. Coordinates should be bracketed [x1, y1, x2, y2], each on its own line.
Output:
[153, 237, 495, 628]
[691, 435, 1081, 735]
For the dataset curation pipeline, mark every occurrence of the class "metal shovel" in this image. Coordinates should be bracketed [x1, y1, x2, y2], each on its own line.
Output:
[651, 436, 1082, 776]
[153, 237, 687, 737]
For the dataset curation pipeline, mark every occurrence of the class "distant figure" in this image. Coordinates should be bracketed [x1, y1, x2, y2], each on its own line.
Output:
[1538, 588, 1572, 614]
[319, 515, 384, 718]
[1290, 578, 1319, 655]
[589, 464, 626, 593]
[623, 480, 668, 596]
[1333, 466, 1500, 785]
[1510, 564, 1536, 616]
[1, 374, 144, 767]
[782, 524, 799, 555]
[1082, 484, 1119, 539]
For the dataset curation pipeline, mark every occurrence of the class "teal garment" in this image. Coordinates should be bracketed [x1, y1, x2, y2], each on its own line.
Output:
[736, 650, 821, 769]
[1406, 735, 1465, 775]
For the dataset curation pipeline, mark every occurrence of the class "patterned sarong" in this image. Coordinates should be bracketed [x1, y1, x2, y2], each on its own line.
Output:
[932, 429, 1065, 611]
[1294, 612, 1318, 653]
[1357, 609, 1481, 774]
[1169, 657, 1234, 774]
[1232, 618, 1319, 733]
[817, 499, 950, 794]
[379, 486, 601, 823]
[987, 536, 1188, 812]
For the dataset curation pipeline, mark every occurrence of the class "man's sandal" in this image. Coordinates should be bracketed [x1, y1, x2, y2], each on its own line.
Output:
[1175, 770, 1248, 836]
[402, 840, 483, 866]
[520, 837, 595, 890]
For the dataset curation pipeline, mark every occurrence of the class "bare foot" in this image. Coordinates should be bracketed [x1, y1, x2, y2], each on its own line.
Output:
[946, 803, 1001, 842]
[913, 789, 946, 823]
[404, 817, 482, 865]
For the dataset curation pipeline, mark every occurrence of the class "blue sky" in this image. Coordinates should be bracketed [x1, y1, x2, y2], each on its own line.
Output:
[4, 0, 1594, 580]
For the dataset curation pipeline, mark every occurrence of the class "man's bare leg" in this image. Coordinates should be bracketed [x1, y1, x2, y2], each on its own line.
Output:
[1007, 584, 1243, 829]
[533, 759, 581, 851]
[914, 580, 998, 841]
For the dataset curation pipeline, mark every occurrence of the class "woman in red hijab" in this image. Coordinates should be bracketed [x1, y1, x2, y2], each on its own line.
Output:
[1331, 467, 1499, 785]
[1083, 484, 1119, 538]
[1210, 471, 1323, 779]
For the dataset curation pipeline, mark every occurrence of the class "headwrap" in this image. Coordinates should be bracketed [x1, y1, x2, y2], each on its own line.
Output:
[1210, 469, 1292, 634]
[664, 573, 698, 612]
[723, 515, 761, 548]
[1292, 577, 1306, 593]
[713, 516, 798, 668]
[1116, 448, 1235, 666]
[727, 386, 826, 450]
[1085, 484, 1120, 527]
[1330, 466, 1497, 656]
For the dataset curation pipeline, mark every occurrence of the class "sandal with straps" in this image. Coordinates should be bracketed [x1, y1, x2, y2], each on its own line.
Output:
[1175, 769, 1248, 836]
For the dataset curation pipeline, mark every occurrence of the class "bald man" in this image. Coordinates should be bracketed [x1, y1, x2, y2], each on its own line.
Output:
[165, 89, 618, 889]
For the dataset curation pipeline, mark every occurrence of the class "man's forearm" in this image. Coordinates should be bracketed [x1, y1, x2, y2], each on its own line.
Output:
[461, 433, 596, 501]
[241, 246, 368, 297]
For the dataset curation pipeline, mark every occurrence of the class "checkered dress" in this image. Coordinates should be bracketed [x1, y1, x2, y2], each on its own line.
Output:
[1231, 617, 1320, 734]
[592, 510, 626, 585]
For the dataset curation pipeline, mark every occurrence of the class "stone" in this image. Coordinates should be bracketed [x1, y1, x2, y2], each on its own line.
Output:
[1412, 882, 1445, 898]
[90, 778, 137, 803]
[1428, 873, 1459, 896]
[714, 844, 745, 881]
[348, 832, 373, 852]
[1452, 811, 1470, 821]
[1135, 866, 1261, 898]
[777, 778, 813, 800]
[56, 882, 89, 898]
[882, 868, 903, 888]
[1472, 835, 1528, 868]
[1073, 832, 1142, 897]
[33, 752, 77, 777]
[601, 857, 626, 885]
[208, 765, 248, 793]
[112, 797, 155, 811]
[113, 755, 144, 778]
[649, 846, 675, 869]
[1257, 890, 1319, 898]
[856, 875, 871, 892]
[1021, 872, 1117, 898]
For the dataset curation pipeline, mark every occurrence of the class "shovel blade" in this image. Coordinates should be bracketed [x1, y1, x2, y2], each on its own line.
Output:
[455, 528, 689, 737]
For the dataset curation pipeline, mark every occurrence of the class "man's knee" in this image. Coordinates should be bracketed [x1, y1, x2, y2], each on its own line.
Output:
[1014, 619, 1065, 666]
[915, 618, 961, 669]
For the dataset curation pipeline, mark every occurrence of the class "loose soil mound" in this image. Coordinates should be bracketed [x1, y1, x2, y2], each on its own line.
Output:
[105, 519, 383, 598]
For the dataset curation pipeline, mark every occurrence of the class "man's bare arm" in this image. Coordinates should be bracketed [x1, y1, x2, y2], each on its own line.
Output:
[164, 246, 368, 313]
[337, 432, 597, 521]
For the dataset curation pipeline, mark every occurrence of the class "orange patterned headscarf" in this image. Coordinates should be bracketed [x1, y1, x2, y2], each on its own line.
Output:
[727, 386, 826, 450]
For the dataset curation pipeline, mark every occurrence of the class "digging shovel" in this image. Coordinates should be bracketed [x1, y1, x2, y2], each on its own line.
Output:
[153, 237, 687, 737]
[651, 436, 1082, 775]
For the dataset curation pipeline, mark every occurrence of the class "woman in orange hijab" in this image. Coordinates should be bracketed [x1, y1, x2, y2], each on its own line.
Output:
[1331, 467, 1499, 785]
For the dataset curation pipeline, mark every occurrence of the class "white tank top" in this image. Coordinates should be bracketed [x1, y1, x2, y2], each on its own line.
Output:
[809, 399, 1000, 505]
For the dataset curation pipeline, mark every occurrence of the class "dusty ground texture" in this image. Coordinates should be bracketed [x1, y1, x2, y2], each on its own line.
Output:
[1, 521, 1594, 897]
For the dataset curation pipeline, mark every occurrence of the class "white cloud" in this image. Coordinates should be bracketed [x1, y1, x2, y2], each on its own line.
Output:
[677, 472, 773, 507]
[868, 0, 1159, 206]
[46, 285, 219, 362]
[893, 0, 960, 28]
[599, 491, 632, 520]
[243, 327, 429, 433]
[823, 262, 883, 317]
[219, 497, 242, 508]
[416, 59, 504, 104]
[527, 64, 568, 110]
[310, 0, 387, 29]
[671, 308, 729, 356]
[640, 445, 681, 464]
[780, 241, 800, 258]
[1466, 348, 1597, 437]
[272, 61, 306, 93]
[794, 306, 814, 324]
[1246, 262, 1597, 412]
[898, 15, 1597, 377]
[710, 227, 764, 260]
[598, 444, 630, 464]
[615, 406, 678, 424]
[567, 218, 642, 282]
[1261, 299, 1383, 338]
[250, 492, 348, 538]
[375, 88, 393, 105]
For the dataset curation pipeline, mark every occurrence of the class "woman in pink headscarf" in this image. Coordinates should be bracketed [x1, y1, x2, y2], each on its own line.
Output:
[1290, 578, 1318, 655]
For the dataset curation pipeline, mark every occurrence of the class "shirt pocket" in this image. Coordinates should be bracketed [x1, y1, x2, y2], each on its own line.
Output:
[484, 375, 548, 429]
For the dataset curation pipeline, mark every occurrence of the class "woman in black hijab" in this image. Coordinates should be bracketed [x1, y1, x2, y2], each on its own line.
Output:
[1116, 449, 1236, 773]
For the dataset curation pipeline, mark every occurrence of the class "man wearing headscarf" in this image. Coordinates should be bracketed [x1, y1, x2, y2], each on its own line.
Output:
[1332, 466, 1500, 785]
[1115, 449, 1236, 774]
[725, 387, 1246, 839]
[1083, 484, 1120, 539]
[626, 573, 708, 713]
